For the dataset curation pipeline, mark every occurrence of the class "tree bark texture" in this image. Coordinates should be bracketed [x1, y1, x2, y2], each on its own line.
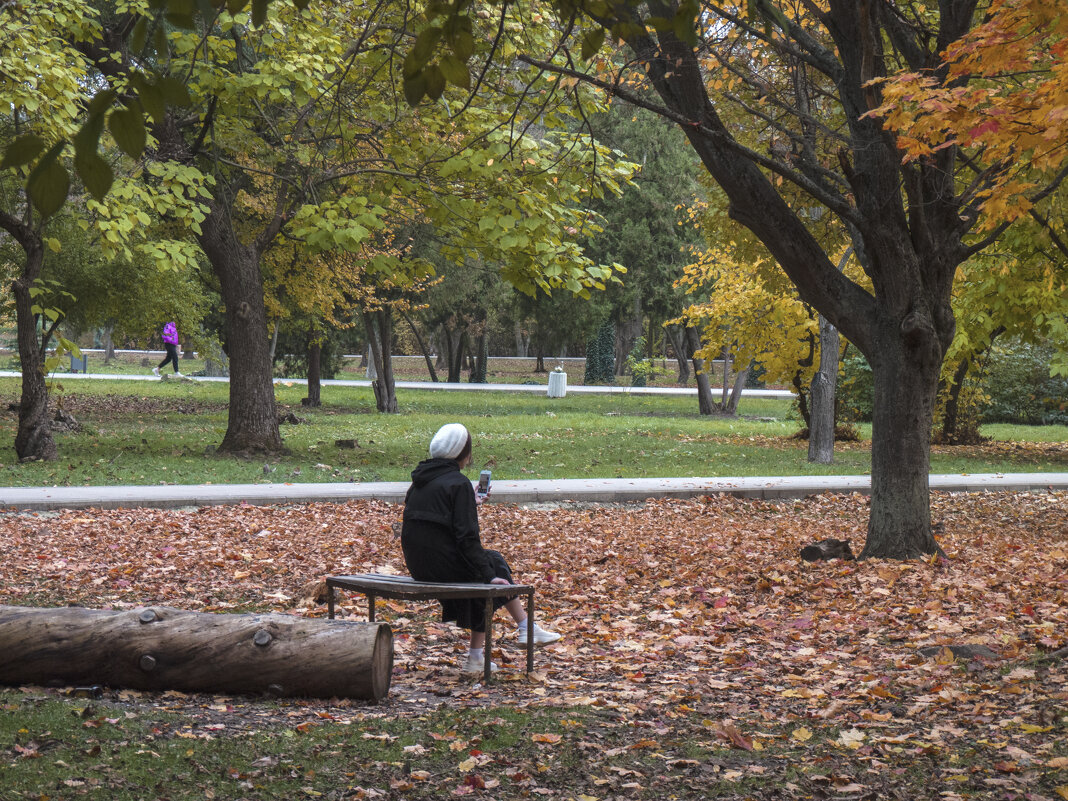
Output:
[1, 216, 57, 462]
[808, 316, 840, 464]
[861, 313, 946, 559]
[198, 200, 283, 455]
[0, 606, 392, 701]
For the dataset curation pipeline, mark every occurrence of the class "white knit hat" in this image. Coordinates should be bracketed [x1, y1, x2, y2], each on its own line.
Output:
[429, 423, 469, 460]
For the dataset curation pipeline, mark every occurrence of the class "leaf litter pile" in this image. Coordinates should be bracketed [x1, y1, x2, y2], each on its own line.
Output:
[2, 491, 1066, 800]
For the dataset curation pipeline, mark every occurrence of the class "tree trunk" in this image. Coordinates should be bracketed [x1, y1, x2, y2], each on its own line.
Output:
[364, 343, 377, 379]
[667, 325, 690, 384]
[268, 322, 280, 363]
[400, 309, 438, 382]
[364, 309, 397, 413]
[434, 330, 447, 370]
[808, 315, 840, 463]
[534, 345, 545, 373]
[470, 332, 488, 383]
[514, 320, 528, 357]
[0, 605, 392, 701]
[463, 338, 474, 372]
[686, 326, 715, 415]
[11, 235, 56, 462]
[940, 356, 970, 444]
[793, 372, 811, 429]
[725, 360, 750, 415]
[103, 324, 116, 364]
[204, 340, 230, 378]
[861, 323, 945, 559]
[720, 345, 731, 407]
[305, 335, 322, 407]
[199, 205, 283, 455]
[447, 329, 465, 383]
[615, 299, 643, 376]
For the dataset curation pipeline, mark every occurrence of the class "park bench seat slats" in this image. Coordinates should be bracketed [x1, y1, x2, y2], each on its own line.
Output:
[325, 573, 535, 684]
[327, 573, 533, 599]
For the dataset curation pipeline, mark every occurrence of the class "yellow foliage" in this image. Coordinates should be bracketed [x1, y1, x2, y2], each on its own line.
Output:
[672, 247, 821, 387]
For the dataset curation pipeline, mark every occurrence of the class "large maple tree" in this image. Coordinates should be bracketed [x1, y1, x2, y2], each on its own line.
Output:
[399, 0, 1068, 559]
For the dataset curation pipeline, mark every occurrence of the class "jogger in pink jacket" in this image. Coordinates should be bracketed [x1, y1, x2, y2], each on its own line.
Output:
[152, 322, 182, 377]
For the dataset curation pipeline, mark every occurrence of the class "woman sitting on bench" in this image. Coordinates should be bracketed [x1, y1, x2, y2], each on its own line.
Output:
[401, 423, 561, 675]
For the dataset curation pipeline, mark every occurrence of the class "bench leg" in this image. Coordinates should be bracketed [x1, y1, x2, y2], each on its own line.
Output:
[526, 590, 535, 674]
[368, 593, 376, 622]
[327, 583, 335, 620]
[484, 597, 494, 684]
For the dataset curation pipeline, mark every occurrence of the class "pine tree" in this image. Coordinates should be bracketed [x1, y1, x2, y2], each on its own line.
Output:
[584, 320, 615, 384]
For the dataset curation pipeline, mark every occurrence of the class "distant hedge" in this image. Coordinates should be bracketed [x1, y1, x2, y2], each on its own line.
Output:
[836, 339, 1068, 427]
[982, 340, 1068, 425]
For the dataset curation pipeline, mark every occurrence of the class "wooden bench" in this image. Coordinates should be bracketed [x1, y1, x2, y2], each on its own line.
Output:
[326, 573, 535, 684]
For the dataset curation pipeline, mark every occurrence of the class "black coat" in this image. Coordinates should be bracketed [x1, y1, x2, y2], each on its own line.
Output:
[401, 459, 511, 630]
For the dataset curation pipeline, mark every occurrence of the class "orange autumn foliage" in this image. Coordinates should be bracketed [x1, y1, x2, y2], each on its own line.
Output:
[869, 0, 1068, 227]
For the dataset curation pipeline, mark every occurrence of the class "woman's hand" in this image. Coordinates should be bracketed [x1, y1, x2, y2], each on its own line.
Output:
[490, 577, 511, 585]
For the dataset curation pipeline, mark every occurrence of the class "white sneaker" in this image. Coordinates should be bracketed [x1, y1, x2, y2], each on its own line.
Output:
[516, 622, 562, 647]
[152, 367, 160, 377]
[174, 372, 184, 378]
[462, 656, 499, 675]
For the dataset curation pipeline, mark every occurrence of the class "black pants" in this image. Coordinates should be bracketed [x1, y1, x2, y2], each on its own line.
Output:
[440, 550, 517, 632]
[157, 343, 179, 372]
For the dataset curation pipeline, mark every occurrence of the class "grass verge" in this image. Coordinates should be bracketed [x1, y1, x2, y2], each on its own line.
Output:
[2, 686, 1065, 800]
[0, 377, 1065, 487]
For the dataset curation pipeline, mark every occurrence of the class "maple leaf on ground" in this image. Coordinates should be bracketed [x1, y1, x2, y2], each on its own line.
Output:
[714, 721, 753, 750]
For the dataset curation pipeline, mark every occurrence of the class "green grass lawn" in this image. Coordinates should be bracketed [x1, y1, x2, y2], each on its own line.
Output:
[0, 376, 1065, 487]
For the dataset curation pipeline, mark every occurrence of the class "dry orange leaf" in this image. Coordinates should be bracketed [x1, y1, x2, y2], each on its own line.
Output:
[714, 722, 754, 751]
[531, 733, 562, 744]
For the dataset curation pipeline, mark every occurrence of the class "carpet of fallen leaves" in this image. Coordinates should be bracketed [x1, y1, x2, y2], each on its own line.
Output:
[2, 492, 1067, 800]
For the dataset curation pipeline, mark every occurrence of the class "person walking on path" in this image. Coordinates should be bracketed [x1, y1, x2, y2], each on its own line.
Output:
[401, 423, 562, 675]
[152, 321, 182, 378]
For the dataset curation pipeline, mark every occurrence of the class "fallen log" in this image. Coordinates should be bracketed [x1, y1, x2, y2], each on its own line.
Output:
[0, 605, 392, 701]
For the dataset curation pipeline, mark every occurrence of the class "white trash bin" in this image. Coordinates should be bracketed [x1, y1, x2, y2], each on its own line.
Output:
[547, 368, 567, 398]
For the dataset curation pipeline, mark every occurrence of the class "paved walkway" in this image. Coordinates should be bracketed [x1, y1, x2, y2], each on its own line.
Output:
[0, 371, 794, 399]
[3, 473, 1066, 512]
